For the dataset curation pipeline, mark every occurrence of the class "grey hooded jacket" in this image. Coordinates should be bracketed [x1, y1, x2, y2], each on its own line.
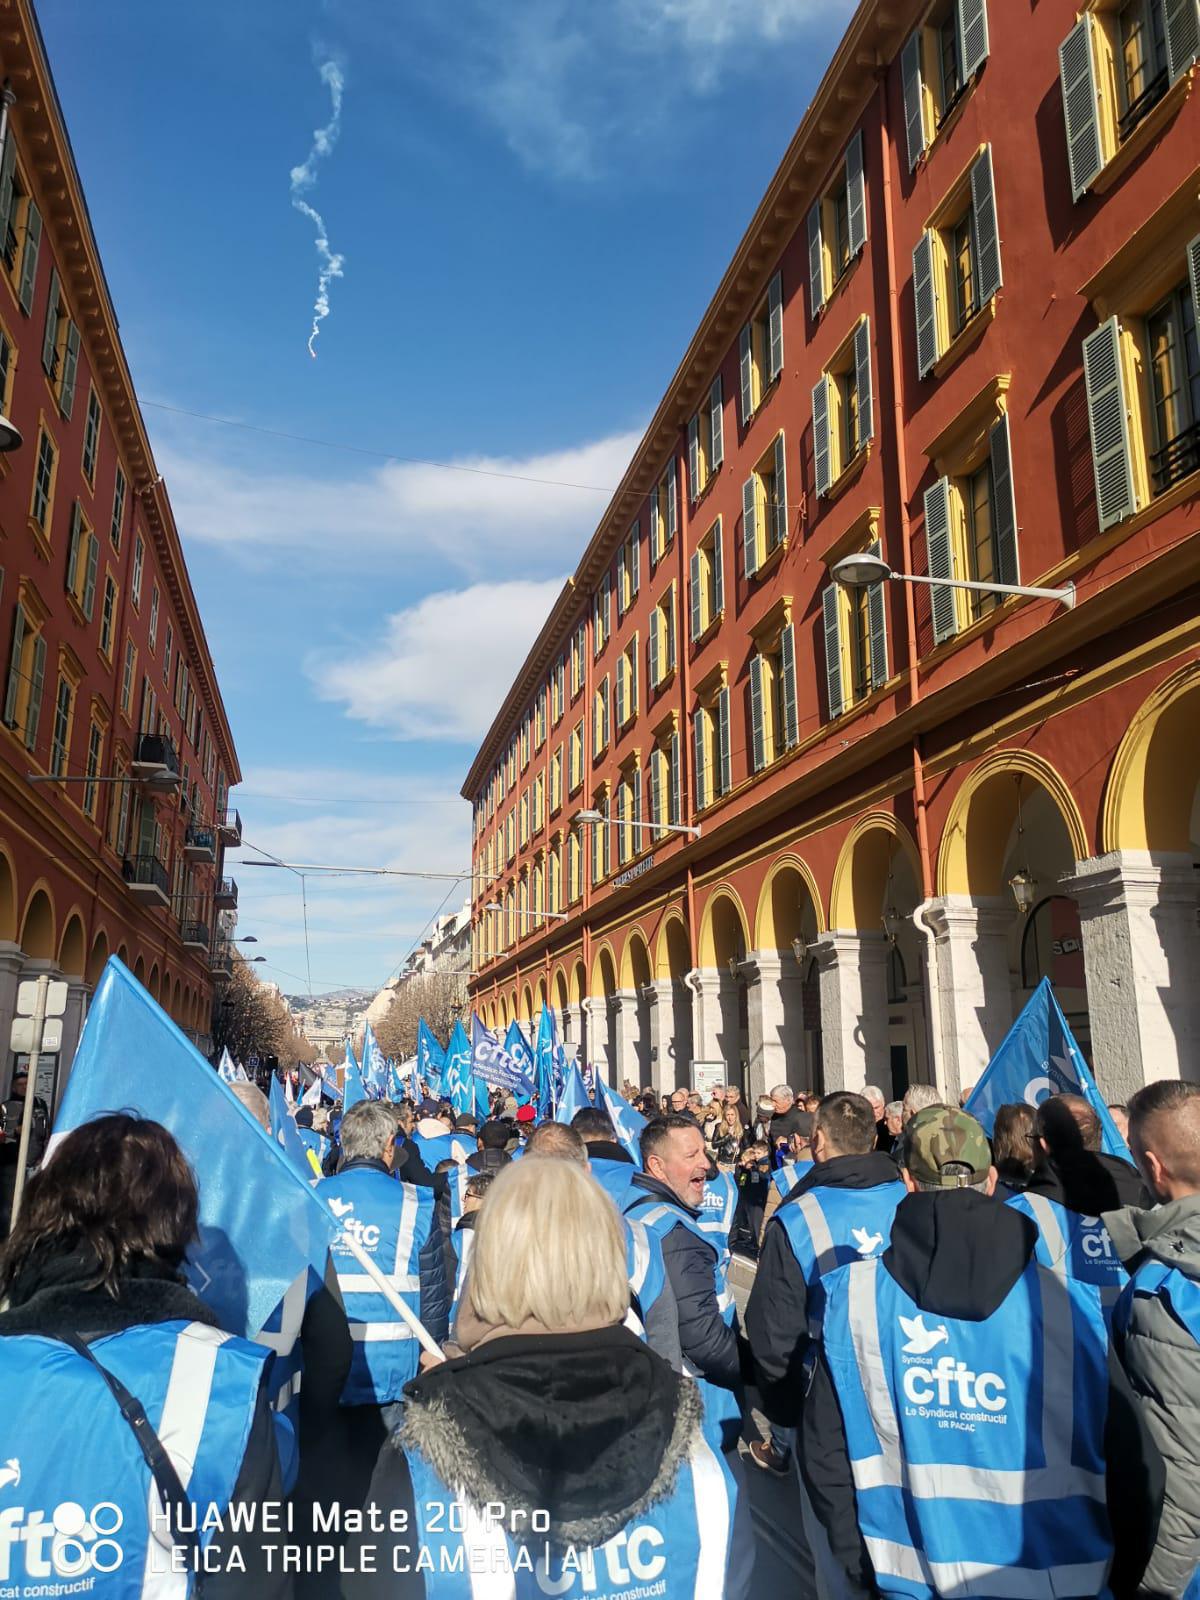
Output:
[1105, 1194, 1200, 1599]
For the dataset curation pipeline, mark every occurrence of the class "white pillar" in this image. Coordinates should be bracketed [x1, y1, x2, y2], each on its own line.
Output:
[57, 979, 91, 1109]
[814, 932, 889, 1092]
[611, 989, 639, 1089]
[742, 950, 805, 1104]
[645, 980, 676, 1096]
[581, 997, 611, 1083]
[688, 968, 724, 1073]
[562, 1004, 584, 1062]
[923, 897, 1013, 1104]
[1064, 851, 1200, 1098]
[0, 942, 25, 1097]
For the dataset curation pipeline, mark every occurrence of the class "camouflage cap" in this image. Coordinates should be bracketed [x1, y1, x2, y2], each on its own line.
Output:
[901, 1105, 991, 1187]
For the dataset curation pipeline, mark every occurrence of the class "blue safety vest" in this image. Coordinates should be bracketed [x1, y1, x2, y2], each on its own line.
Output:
[771, 1159, 814, 1201]
[697, 1170, 738, 1266]
[1006, 1192, 1129, 1318]
[590, 1155, 638, 1211]
[624, 1216, 669, 1343]
[445, 1161, 471, 1227]
[1113, 1256, 1200, 1345]
[0, 1321, 269, 1596]
[626, 1193, 741, 1444]
[318, 1166, 437, 1404]
[449, 1220, 475, 1314]
[773, 1178, 905, 1289]
[254, 1263, 323, 1493]
[402, 1418, 742, 1598]
[411, 1130, 473, 1169]
[821, 1254, 1114, 1600]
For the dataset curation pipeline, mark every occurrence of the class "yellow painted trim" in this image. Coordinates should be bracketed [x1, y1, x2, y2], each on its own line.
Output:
[829, 812, 921, 930]
[619, 925, 654, 990]
[932, 295, 997, 382]
[696, 882, 752, 967]
[1093, 68, 1194, 197]
[753, 853, 827, 949]
[18, 878, 57, 961]
[653, 910, 691, 980]
[937, 749, 1088, 897]
[1101, 659, 1200, 852]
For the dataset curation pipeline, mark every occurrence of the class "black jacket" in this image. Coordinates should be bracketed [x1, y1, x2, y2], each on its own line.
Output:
[342, 1326, 751, 1600]
[801, 1188, 1164, 1600]
[336, 1156, 451, 1348]
[394, 1136, 448, 1197]
[0, 1246, 290, 1599]
[1025, 1149, 1147, 1215]
[585, 1139, 635, 1168]
[465, 1146, 511, 1175]
[746, 1150, 902, 1427]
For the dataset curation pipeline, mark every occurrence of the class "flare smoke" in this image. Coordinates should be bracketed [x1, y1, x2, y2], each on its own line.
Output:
[290, 60, 345, 359]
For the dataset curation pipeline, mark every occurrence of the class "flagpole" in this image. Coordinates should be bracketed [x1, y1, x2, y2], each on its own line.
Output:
[336, 1229, 444, 1361]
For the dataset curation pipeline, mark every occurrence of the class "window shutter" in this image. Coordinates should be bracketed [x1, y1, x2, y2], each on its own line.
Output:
[667, 470, 678, 542]
[846, 130, 867, 257]
[42, 266, 60, 374]
[1165, 0, 1200, 81]
[913, 232, 939, 380]
[807, 203, 825, 318]
[717, 687, 731, 795]
[83, 533, 99, 621]
[649, 749, 662, 837]
[822, 587, 845, 720]
[988, 413, 1020, 587]
[902, 32, 927, 170]
[615, 657, 626, 727]
[1082, 318, 1138, 531]
[602, 574, 612, 639]
[957, 0, 989, 78]
[688, 415, 700, 502]
[66, 502, 81, 594]
[773, 432, 789, 547]
[854, 318, 874, 445]
[666, 584, 677, 673]
[3, 605, 25, 725]
[693, 711, 708, 811]
[1058, 18, 1105, 202]
[0, 130, 16, 248]
[648, 615, 660, 692]
[712, 518, 725, 617]
[690, 550, 703, 642]
[632, 632, 640, 715]
[669, 731, 681, 826]
[1188, 235, 1200, 331]
[617, 543, 627, 614]
[768, 271, 784, 382]
[812, 375, 832, 497]
[739, 324, 754, 423]
[750, 655, 767, 772]
[60, 322, 80, 419]
[18, 201, 41, 315]
[924, 478, 959, 645]
[867, 540, 889, 690]
[25, 634, 46, 751]
[632, 767, 642, 833]
[630, 521, 640, 595]
[970, 146, 1002, 305]
[780, 621, 799, 750]
[649, 488, 661, 566]
[742, 475, 759, 577]
[709, 377, 724, 469]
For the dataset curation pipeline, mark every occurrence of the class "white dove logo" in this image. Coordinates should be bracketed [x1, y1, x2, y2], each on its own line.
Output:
[328, 1197, 354, 1218]
[899, 1314, 950, 1355]
[852, 1227, 883, 1256]
[0, 1459, 19, 1490]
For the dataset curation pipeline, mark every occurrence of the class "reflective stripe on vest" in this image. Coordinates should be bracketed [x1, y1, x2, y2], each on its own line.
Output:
[403, 1423, 737, 1598]
[771, 1160, 813, 1201]
[1008, 1191, 1129, 1314]
[775, 1181, 905, 1287]
[1116, 1257, 1200, 1345]
[822, 1255, 1113, 1599]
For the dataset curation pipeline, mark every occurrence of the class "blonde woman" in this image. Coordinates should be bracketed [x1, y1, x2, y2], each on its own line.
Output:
[348, 1156, 752, 1599]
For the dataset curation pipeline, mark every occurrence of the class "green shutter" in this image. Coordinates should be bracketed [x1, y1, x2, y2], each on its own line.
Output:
[712, 518, 724, 617]
[709, 377, 724, 468]
[3, 604, 25, 726]
[689, 550, 703, 642]
[846, 130, 867, 257]
[772, 432, 788, 549]
[1165, 0, 1199, 80]
[18, 201, 41, 316]
[630, 520, 640, 595]
[924, 478, 959, 645]
[25, 633, 46, 751]
[739, 324, 754, 423]
[854, 318, 874, 445]
[1082, 317, 1138, 531]
[867, 540, 889, 690]
[687, 415, 700, 502]
[693, 711, 708, 811]
[648, 617, 660, 692]
[768, 271, 784, 381]
[808, 202, 826, 319]
[813, 375, 832, 496]
[750, 655, 767, 771]
[649, 488, 660, 565]
[42, 265, 60, 374]
[780, 621, 799, 749]
[667, 469, 677, 541]
[822, 588, 845, 720]
[669, 731, 681, 826]
[1188, 235, 1200, 333]
[743, 475, 759, 578]
[902, 32, 927, 170]
[958, 0, 989, 78]
[59, 322, 80, 418]
[913, 232, 939, 378]
[0, 130, 16, 249]
[82, 533, 99, 621]
[717, 686, 731, 795]
[970, 147, 1002, 305]
[615, 658, 626, 727]
[617, 542, 627, 614]
[989, 413, 1019, 587]
[666, 585, 676, 672]
[649, 748, 663, 838]
[65, 501, 81, 595]
[1059, 17, 1104, 201]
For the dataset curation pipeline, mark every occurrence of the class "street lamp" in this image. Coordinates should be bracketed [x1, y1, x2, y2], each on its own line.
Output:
[233, 936, 258, 944]
[483, 901, 568, 923]
[1008, 869, 1038, 916]
[830, 552, 1076, 611]
[573, 807, 702, 840]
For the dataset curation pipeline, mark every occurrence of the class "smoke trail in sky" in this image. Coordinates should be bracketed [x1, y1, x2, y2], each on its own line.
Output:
[290, 60, 345, 359]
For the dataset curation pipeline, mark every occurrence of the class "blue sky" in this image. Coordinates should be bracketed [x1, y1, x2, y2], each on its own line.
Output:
[42, 0, 852, 998]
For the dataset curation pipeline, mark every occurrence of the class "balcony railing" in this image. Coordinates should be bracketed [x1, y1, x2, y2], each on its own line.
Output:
[184, 824, 216, 862]
[1150, 420, 1200, 497]
[182, 921, 210, 950]
[210, 938, 233, 978]
[123, 854, 170, 905]
[214, 877, 238, 910]
[131, 732, 180, 790]
[218, 808, 242, 846]
[1118, 68, 1169, 143]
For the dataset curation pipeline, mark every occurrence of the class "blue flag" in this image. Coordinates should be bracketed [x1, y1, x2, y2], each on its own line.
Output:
[269, 1075, 314, 1182]
[471, 1016, 532, 1095]
[52, 958, 341, 1339]
[443, 1018, 474, 1118]
[555, 1062, 592, 1126]
[502, 1021, 538, 1101]
[417, 1019, 445, 1096]
[965, 977, 1130, 1158]
[534, 1009, 558, 1121]
[597, 1077, 648, 1163]
[342, 1041, 368, 1111]
[362, 1021, 388, 1099]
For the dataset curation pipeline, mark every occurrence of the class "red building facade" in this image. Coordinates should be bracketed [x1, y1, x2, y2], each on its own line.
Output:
[466, 0, 1200, 1106]
[0, 2, 241, 1100]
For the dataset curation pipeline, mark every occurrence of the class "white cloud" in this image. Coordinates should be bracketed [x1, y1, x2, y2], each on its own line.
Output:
[308, 577, 565, 742]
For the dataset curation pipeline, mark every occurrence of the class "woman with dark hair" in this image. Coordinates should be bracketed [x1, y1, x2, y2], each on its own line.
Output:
[992, 1101, 1037, 1195]
[0, 1113, 289, 1598]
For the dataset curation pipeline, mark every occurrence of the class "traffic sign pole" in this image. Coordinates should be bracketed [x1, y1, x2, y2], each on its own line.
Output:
[10, 972, 48, 1230]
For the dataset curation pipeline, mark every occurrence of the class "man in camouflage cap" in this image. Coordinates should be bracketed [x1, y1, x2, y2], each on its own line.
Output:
[900, 1104, 994, 1191]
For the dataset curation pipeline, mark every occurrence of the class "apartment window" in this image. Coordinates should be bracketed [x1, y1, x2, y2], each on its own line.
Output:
[647, 732, 682, 841]
[593, 573, 612, 656]
[550, 747, 563, 813]
[131, 534, 144, 608]
[31, 428, 56, 533]
[924, 413, 1019, 642]
[902, 0, 990, 168]
[687, 379, 726, 502]
[149, 585, 160, 650]
[15, 192, 40, 317]
[567, 830, 583, 905]
[569, 619, 586, 698]
[120, 639, 136, 717]
[690, 519, 725, 640]
[814, 319, 875, 496]
[99, 574, 118, 660]
[824, 542, 889, 718]
[1059, 3, 1196, 200]
[551, 655, 565, 723]
[110, 467, 126, 550]
[617, 522, 641, 615]
[65, 503, 99, 620]
[742, 434, 789, 576]
[82, 389, 101, 484]
[614, 634, 639, 730]
[535, 687, 547, 749]
[109, 761, 130, 855]
[1146, 281, 1200, 495]
[614, 765, 643, 866]
[739, 271, 783, 424]
[808, 133, 867, 318]
[548, 841, 562, 914]
[163, 622, 173, 683]
[592, 675, 611, 759]
[139, 676, 157, 736]
[590, 791, 610, 885]
[505, 810, 516, 863]
[750, 622, 799, 770]
[568, 719, 585, 795]
[913, 149, 1001, 379]
[3, 603, 47, 751]
[520, 790, 530, 849]
[0, 328, 13, 416]
[83, 719, 104, 819]
[531, 859, 544, 926]
[648, 465, 678, 568]
[49, 672, 75, 779]
[42, 269, 81, 420]
[647, 583, 678, 694]
[533, 771, 545, 832]
[692, 687, 732, 812]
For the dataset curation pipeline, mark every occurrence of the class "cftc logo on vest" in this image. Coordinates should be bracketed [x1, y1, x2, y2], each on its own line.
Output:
[0, 1496, 124, 1581]
[1078, 1217, 1121, 1269]
[898, 1316, 1008, 1433]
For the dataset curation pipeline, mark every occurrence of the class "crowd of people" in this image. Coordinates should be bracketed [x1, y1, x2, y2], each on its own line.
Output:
[0, 1064, 1197, 1600]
